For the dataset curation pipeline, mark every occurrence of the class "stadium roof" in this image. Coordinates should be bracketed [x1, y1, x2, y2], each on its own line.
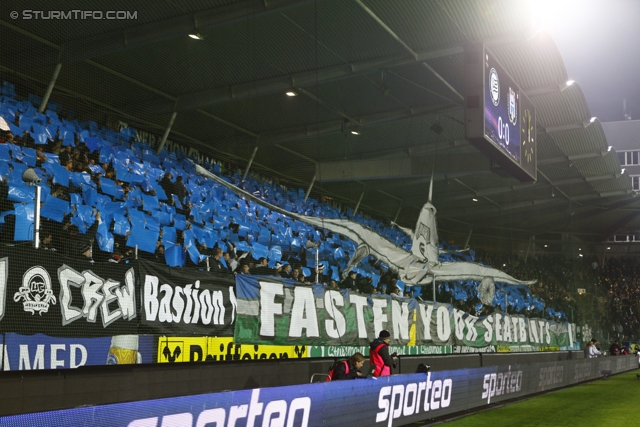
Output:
[1, 0, 637, 247]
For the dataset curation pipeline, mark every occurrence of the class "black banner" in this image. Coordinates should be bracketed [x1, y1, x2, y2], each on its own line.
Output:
[138, 259, 236, 336]
[0, 246, 137, 336]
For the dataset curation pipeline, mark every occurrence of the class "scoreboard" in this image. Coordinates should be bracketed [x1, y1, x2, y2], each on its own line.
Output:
[465, 43, 537, 182]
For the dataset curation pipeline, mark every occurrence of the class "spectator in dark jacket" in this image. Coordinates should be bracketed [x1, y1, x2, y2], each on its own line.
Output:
[341, 270, 358, 292]
[609, 339, 621, 356]
[210, 247, 228, 272]
[175, 175, 187, 203]
[330, 353, 365, 380]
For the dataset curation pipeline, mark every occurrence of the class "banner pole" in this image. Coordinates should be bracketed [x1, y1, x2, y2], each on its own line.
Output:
[34, 185, 41, 249]
[432, 275, 436, 302]
[206, 257, 210, 272]
[242, 146, 259, 180]
[304, 174, 316, 203]
[135, 245, 138, 260]
[315, 248, 319, 283]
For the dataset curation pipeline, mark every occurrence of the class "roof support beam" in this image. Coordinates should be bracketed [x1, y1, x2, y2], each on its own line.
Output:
[0, 21, 410, 221]
[321, 138, 469, 163]
[602, 210, 640, 241]
[530, 192, 639, 235]
[1, 19, 262, 142]
[538, 151, 608, 166]
[421, 62, 464, 101]
[258, 103, 460, 146]
[442, 189, 634, 220]
[355, 0, 417, 59]
[541, 120, 594, 134]
[134, 44, 464, 115]
[316, 153, 489, 182]
[446, 172, 620, 202]
[10, 0, 316, 66]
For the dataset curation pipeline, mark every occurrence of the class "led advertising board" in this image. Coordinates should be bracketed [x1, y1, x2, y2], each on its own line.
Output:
[465, 43, 537, 182]
[2, 356, 637, 426]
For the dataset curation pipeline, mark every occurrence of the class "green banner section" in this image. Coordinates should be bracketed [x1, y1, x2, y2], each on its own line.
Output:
[308, 345, 454, 358]
[234, 275, 574, 348]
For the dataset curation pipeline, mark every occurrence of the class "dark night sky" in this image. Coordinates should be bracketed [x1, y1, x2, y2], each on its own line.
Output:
[546, 0, 640, 122]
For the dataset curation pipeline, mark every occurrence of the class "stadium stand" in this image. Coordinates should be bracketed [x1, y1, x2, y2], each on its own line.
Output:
[0, 82, 581, 322]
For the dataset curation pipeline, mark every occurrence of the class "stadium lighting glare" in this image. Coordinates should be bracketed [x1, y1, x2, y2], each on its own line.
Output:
[578, 254, 583, 257]
[566, 79, 575, 86]
[527, 0, 579, 33]
[472, 198, 478, 202]
[608, 146, 613, 151]
[544, 244, 548, 248]
[590, 117, 597, 123]
[621, 168, 626, 174]
[285, 91, 297, 97]
[607, 247, 611, 250]
[350, 130, 361, 135]
[188, 33, 204, 40]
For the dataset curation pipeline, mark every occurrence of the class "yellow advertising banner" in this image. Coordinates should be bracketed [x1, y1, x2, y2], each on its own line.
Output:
[157, 337, 308, 363]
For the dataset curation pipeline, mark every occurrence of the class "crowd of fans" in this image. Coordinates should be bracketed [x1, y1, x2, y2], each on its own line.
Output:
[596, 257, 640, 337]
[0, 82, 636, 328]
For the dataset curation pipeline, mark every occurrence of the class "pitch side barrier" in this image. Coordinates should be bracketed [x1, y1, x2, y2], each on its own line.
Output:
[2, 355, 636, 427]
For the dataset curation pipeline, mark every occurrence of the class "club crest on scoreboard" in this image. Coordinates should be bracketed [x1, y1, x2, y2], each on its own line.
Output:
[489, 67, 500, 106]
[508, 87, 517, 125]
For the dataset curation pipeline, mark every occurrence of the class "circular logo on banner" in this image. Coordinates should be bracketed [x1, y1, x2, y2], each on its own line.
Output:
[14, 266, 56, 315]
[489, 68, 500, 106]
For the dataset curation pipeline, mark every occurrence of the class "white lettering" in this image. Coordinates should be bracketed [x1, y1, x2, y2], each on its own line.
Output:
[391, 300, 410, 341]
[518, 317, 527, 343]
[389, 385, 404, 427]
[418, 304, 434, 340]
[70, 344, 87, 369]
[144, 275, 159, 321]
[200, 290, 213, 325]
[349, 294, 369, 339]
[287, 397, 311, 427]
[262, 400, 286, 427]
[289, 287, 319, 338]
[376, 386, 391, 423]
[436, 306, 451, 342]
[259, 281, 284, 337]
[403, 383, 417, 416]
[372, 298, 388, 337]
[195, 409, 225, 427]
[59, 266, 136, 326]
[376, 372, 453, 425]
[441, 379, 452, 407]
[453, 309, 465, 340]
[482, 316, 493, 343]
[159, 284, 173, 322]
[324, 290, 346, 339]
[529, 318, 539, 344]
[0, 258, 7, 321]
[503, 314, 512, 342]
[172, 287, 185, 323]
[495, 313, 503, 341]
[464, 314, 479, 342]
[50, 344, 65, 369]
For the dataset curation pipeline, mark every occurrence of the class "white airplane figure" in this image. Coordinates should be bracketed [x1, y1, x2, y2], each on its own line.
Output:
[193, 164, 535, 302]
